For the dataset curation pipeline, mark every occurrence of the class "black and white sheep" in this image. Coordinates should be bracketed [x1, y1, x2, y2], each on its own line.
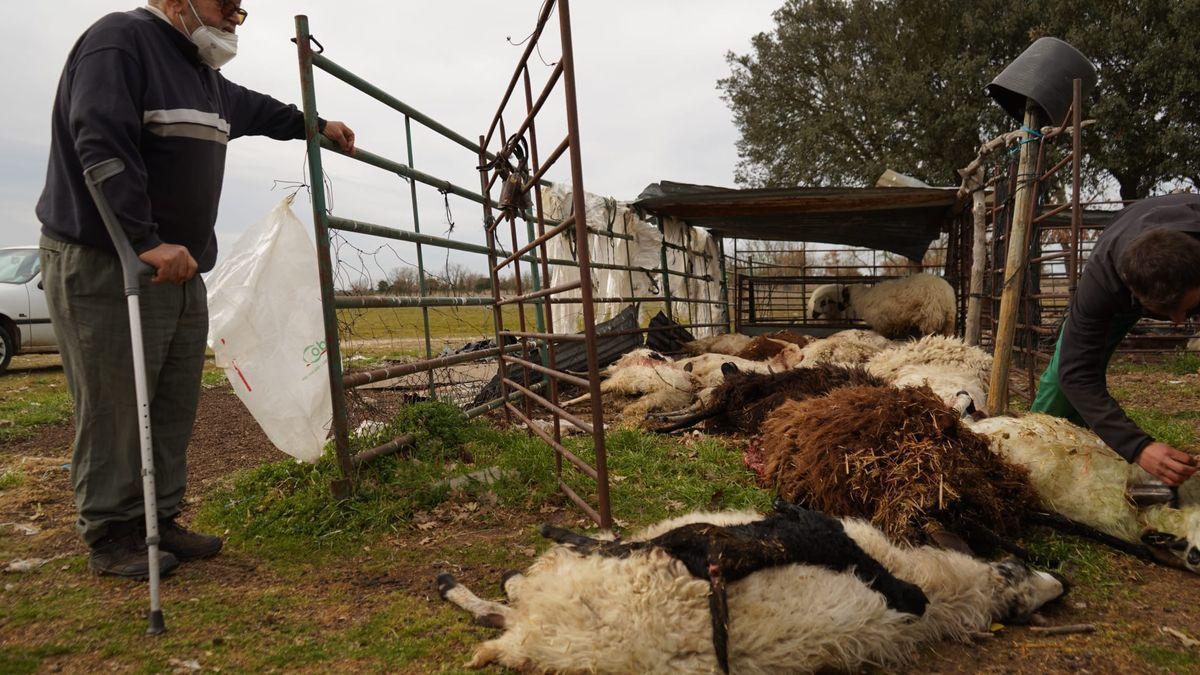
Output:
[439, 508, 1065, 674]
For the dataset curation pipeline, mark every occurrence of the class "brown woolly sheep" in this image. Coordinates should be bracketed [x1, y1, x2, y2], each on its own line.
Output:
[758, 385, 1038, 546]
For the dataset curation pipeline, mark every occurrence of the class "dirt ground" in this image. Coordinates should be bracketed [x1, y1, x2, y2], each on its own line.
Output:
[2, 355, 1199, 673]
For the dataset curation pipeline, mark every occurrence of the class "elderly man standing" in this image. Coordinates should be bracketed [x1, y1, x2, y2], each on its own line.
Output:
[36, 1, 355, 579]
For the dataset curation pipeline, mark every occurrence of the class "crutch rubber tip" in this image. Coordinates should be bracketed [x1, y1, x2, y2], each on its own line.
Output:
[147, 610, 166, 635]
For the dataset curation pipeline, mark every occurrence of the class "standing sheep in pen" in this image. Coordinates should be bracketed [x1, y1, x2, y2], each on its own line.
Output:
[438, 509, 1065, 674]
[809, 274, 957, 339]
[968, 414, 1200, 574]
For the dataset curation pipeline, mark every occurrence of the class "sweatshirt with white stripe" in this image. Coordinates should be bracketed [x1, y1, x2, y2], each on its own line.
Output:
[37, 8, 316, 272]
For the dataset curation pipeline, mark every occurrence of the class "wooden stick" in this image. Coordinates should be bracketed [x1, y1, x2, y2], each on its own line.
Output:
[1029, 624, 1096, 636]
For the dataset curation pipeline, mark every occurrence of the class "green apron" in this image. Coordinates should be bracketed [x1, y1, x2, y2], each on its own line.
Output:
[1029, 314, 1141, 424]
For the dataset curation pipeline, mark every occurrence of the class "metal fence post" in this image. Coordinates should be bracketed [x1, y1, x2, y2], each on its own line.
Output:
[404, 115, 437, 399]
[294, 15, 355, 493]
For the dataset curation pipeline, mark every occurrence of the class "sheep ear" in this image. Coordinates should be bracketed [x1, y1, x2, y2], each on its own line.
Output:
[684, 362, 694, 372]
[720, 362, 740, 377]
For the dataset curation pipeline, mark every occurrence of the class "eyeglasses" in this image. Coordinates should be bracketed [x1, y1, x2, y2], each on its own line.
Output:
[219, 0, 248, 25]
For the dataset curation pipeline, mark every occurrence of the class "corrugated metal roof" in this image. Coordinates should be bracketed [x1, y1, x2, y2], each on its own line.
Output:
[632, 181, 961, 262]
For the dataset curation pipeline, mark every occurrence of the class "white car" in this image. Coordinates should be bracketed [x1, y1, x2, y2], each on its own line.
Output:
[0, 246, 57, 373]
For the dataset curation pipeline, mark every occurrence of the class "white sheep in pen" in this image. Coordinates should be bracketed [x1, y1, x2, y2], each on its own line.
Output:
[866, 335, 993, 409]
[440, 509, 1065, 674]
[809, 274, 956, 339]
[968, 413, 1200, 574]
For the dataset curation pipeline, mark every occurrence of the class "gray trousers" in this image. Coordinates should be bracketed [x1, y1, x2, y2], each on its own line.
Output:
[39, 235, 207, 546]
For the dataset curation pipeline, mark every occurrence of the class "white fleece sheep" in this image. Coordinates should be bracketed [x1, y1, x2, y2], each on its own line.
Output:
[797, 329, 893, 367]
[968, 413, 1200, 574]
[682, 333, 755, 356]
[809, 274, 957, 339]
[442, 510, 1064, 674]
[867, 335, 992, 408]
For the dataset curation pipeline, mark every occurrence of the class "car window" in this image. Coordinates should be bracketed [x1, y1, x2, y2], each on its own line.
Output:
[0, 249, 39, 285]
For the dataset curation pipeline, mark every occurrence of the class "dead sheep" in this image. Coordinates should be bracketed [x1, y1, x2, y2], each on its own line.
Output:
[653, 362, 885, 433]
[676, 342, 807, 389]
[438, 509, 1064, 674]
[968, 413, 1200, 574]
[757, 385, 1037, 546]
[682, 333, 755, 356]
[809, 274, 957, 339]
[732, 331, 814, 360]
[796, 328, 894, 367]
[564, 358, 697, 423]
[866, 335, 993, 408]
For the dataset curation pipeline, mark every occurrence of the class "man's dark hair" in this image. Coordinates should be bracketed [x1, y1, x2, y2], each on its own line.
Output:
[1117, 228, 1200, 309]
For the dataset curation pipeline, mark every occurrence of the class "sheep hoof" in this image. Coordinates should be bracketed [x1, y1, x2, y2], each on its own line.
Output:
[500, 569, 523, 596]
[436, 573, 458, 599]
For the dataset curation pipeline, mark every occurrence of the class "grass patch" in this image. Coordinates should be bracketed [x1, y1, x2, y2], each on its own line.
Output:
[1163, 350, 1200, 376]
[1127, 408, 1197, 450]
[0, 466, 25, 490]
[1021, 529, 1119, 595]
[337, 305, 537, 342]
[196, 402, 556, 552]
[0, 373, 72, 442]
[1133, 644, 1200, 671]
[199, 401, 774, 551]
[0, 645, 74, 675]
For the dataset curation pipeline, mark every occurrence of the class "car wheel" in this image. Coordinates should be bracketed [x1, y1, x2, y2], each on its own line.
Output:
[0, 323, 13, 374]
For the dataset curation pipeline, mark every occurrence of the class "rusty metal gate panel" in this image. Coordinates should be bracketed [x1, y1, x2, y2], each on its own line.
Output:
[478, 0, 611, 529]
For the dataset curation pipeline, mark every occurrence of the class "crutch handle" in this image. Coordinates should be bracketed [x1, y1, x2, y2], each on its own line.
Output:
[82, 158, 156, 296]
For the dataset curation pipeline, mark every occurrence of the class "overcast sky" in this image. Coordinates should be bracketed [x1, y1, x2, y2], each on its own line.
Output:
[2, 1, 779, 279]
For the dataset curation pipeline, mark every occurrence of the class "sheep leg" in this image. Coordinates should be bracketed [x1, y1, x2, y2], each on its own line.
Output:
[559, 392, 592, 407]
[842, 549, 930, 617]
[437, 574, 512, 629]
[1024, 511, 1158, 564]
[707, 565, 732, 674]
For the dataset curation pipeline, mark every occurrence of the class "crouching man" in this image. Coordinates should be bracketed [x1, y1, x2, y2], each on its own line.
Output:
[35, 1, 355, 578]
[1031, 194, 1200, 495]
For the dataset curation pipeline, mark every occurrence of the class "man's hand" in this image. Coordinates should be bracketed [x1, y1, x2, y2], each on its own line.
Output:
[1136, 441, 1198, 486]
[322, 121, 355, 155]
[138, 243, 198, 285]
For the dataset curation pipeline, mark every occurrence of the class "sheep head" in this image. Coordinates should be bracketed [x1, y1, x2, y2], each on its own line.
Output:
[989, 558, 1066, 624]
[1141, 513, 1200, 574]
[809, 284, 855, 320]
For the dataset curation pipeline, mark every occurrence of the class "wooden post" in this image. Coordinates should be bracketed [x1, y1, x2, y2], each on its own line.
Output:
[965, 177, 988, 345]
[987, 100, 1044, 414]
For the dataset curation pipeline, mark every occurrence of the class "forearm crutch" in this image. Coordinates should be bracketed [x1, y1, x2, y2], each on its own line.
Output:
[82, 158, 166, 635]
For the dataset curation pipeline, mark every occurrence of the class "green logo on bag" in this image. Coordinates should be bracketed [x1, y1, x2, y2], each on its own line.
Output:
[303, 340, 327, 365]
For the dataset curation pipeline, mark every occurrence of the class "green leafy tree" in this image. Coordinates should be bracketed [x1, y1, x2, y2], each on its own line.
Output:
[719, 0, 1200, 199]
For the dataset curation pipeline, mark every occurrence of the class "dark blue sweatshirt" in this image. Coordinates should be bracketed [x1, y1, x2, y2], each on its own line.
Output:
[37, 8, 312, 273]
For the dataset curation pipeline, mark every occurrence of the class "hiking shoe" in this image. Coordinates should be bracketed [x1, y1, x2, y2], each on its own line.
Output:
[158, 519, 223, 561]
[89, 524, 180, 580]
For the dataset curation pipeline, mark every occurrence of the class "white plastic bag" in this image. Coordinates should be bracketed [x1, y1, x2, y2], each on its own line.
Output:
[206, 196, 330, 462]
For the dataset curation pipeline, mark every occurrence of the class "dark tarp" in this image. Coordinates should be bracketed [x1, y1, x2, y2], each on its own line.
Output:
[645, 311, 695, 354]
[632, 181, 960, 262]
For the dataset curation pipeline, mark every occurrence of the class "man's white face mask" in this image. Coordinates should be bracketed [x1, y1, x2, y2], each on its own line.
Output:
[185, 0, 238, 69]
